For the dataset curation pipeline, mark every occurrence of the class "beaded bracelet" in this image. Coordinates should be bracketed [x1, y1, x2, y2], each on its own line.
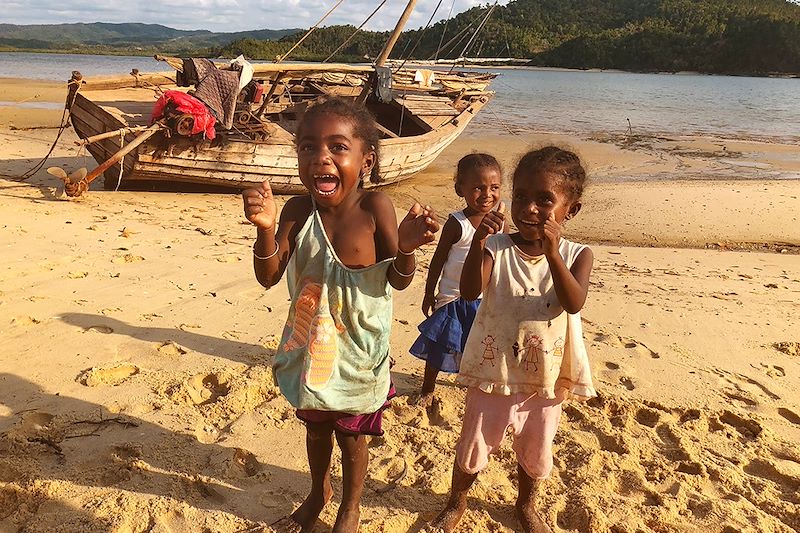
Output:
[253, 242, 279, 260]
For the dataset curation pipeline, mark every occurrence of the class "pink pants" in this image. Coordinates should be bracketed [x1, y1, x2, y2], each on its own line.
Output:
[455, 387, 562, 479]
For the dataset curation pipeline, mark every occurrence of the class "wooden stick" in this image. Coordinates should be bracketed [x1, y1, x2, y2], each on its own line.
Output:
[67, 123, 163, 197]
[376, 0, 418, 66]
[75, 126, 149, 146]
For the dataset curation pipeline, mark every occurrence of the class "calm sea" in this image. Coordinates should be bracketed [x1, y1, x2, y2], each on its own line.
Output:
[1, 52, 797, 142]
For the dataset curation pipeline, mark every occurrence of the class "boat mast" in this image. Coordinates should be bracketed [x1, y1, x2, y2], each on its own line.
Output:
[375, 0, 418, 66]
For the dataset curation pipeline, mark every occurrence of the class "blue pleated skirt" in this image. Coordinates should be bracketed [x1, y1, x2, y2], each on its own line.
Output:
[409, 298, 481, 373]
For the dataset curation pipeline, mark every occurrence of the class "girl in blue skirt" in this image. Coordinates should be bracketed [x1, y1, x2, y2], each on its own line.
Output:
[410, 153, 503, 405]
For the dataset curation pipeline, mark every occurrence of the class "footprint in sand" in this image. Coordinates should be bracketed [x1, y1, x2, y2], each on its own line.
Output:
[78, 363, 140, 387]
[111, 253, 144, 264]
[593, 332, 660, 359]
[619, 376, 636, 391]
[10, 316, 41, 326]
[722, 389, 759, 408]
[185, 372, 230, 406]
[155, 340, 188, 356]
[371, 455, 408, 493]
[772, 341, 799, 357]
[719, 410, 763, 438]
[20, 411, 55, 434]
[83, 324, 114, 334]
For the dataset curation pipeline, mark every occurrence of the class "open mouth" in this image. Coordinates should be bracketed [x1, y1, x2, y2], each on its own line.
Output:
[519, 220, 541, 228]
[313, 174, 339, 196]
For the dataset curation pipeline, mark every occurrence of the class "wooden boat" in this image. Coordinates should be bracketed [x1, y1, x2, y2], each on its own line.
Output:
[59, 1, 496, 195]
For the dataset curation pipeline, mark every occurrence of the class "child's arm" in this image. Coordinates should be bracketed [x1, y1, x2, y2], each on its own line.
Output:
[242, 181, 310, 289]
[421, 216, 462, 316]
[368, 193, 440, 290]
[543, 211, 594, 313]
[460, 204, 505, 300]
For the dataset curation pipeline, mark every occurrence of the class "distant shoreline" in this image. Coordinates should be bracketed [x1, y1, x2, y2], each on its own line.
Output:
[1, 50, 797, 80]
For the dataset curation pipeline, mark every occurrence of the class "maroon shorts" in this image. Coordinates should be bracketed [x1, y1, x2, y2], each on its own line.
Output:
[296, 383, 396, 436]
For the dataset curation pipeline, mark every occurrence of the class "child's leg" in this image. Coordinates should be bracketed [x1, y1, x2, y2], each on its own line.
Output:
[332, 429, 368, 532]
[428, 460, 478, 532]
[283, 421, 335, 532]
[430, 388, 512, 532]
[417, 361, 440, 404]
[511, 395, 561, 533]
[516, 464, 552, 533]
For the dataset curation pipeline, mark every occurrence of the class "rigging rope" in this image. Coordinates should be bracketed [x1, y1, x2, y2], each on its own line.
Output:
[434, 0, 457, 61]
[324, 0, 391, 62]
[450, 2, 497, 72]
[393, 0, 445, 73]
[15, 77, 82, 182]
[426, 9, 484, 61]
[275, 0, 346, 63]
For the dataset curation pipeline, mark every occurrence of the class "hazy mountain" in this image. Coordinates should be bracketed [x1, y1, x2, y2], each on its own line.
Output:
[0, 22, 300, 52]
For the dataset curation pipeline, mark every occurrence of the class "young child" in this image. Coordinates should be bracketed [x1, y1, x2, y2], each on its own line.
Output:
[429, 146, 596, 533]
[409, 153, 503, 405]
[242, 96, 439, 532]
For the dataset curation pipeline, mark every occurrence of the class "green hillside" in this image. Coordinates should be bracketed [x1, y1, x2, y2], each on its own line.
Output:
[0, 23, 299, 55]
[218, 0, 800, 75]
[2, 0, 800, 75]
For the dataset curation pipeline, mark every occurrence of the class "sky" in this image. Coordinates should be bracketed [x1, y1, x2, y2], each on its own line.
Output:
[2, 0, 504, 33]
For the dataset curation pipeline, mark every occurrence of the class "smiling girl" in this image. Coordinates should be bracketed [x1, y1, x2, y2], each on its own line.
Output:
[429, 146, 596, 533]
[410, 153, 503, 406]
[242, 97, 439, 532]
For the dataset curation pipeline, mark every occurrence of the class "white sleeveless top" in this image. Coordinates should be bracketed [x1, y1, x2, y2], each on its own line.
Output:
[457, 234, 596, 400]
[435, 210, 477, 310]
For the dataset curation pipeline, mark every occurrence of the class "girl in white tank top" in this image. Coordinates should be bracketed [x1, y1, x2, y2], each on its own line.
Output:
[410, 153, 504, 405]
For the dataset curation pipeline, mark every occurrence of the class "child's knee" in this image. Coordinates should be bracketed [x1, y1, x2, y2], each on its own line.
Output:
[518, 454, 553, 480]
[455, 444, 490, 475]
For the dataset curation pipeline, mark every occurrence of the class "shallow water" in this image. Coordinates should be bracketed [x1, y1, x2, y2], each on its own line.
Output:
[1, 52, 798, 142]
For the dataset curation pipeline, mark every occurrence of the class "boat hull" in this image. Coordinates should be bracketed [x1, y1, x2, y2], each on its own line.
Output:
[68, 72, 493, 193]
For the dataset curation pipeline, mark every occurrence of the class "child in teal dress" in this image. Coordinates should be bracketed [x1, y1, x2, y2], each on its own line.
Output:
[242, 97, 439, 532]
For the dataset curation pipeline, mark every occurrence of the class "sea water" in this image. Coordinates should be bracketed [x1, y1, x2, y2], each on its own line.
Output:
[0, 52, 797, 142]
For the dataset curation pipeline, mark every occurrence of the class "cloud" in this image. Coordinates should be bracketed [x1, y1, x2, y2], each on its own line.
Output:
[2, 0, 502, 33]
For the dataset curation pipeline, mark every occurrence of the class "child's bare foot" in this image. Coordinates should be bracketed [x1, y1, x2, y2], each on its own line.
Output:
[515, 501, 552, 533]
[332, 505, 360, 532]
[272, 486, 332, 533]
[412, 391, 434, 408]
[427, 501, 466, 533]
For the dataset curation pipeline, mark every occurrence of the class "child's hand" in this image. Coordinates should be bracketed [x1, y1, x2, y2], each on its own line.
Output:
[475, 201, 506, 240]
[242, 180, 277, 231]
[422, 292, 436, 317]
[398, 203, 439, 253]
[543, 210, 562, 257]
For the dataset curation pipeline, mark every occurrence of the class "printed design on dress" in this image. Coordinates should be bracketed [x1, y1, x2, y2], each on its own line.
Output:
[521, 334, 543, 371]
[480, 335, 497, 366]
[282, 281, 339, 390]
[282, 281, 322, 352]
[551, 337, 564, 372]
[306, 314, 338, 389]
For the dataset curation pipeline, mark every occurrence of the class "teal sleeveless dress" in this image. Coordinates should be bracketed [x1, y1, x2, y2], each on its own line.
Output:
[273, 204, 394, 424]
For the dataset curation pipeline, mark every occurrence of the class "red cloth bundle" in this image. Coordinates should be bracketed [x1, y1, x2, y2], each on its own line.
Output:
[151, 90, 216, 140]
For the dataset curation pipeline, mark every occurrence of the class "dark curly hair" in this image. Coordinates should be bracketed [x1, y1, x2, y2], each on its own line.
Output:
[513, 146, 587, 201]
[454, 153, 502, 190]
[296, 96, 382, 184]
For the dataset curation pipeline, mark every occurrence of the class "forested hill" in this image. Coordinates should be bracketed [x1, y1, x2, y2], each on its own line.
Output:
[0, 23, 299, 55]
[220, 0, 800, 75]
[2, 0, 800, 75]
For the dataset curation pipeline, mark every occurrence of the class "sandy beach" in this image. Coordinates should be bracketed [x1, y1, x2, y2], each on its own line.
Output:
[1, 77, 799, 533]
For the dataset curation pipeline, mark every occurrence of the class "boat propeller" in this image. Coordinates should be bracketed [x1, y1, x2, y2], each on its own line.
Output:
[47, 166, 89, 197]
